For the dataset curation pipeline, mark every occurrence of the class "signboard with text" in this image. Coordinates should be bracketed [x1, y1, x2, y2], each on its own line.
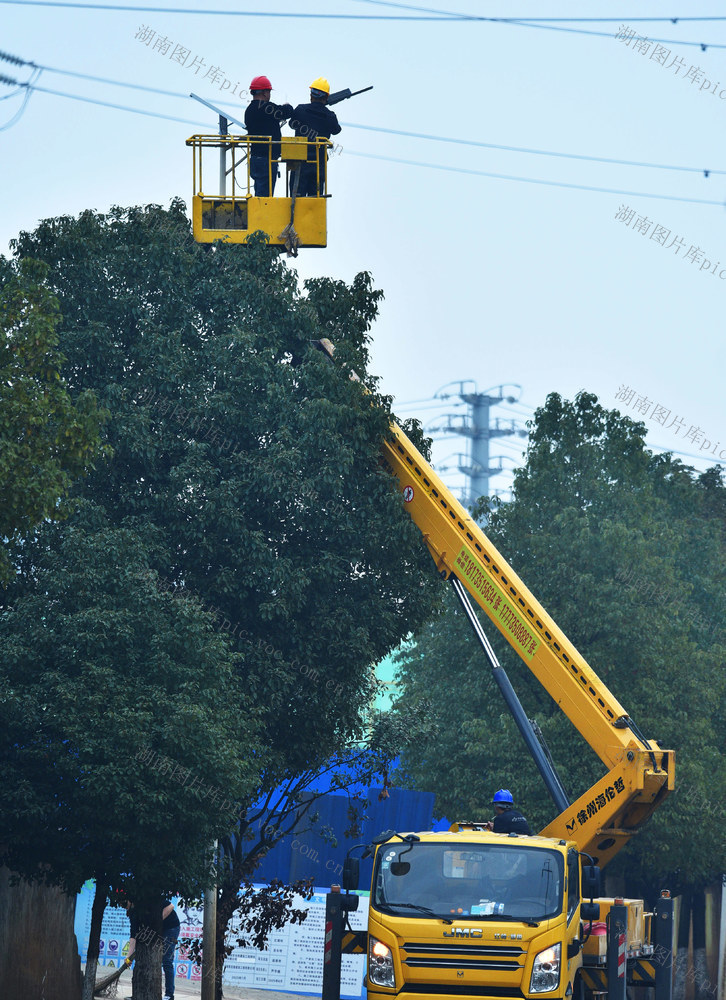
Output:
[75, 883, 368, 998]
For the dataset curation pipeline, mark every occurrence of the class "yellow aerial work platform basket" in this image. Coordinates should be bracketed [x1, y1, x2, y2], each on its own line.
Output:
[186, 134, 331, 250]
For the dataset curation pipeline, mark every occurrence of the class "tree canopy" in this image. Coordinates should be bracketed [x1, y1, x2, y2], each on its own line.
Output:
[0, 201, 439, 921]
[393, 392, 726, 895]
[0, 501, 262, 898]
[0, 257, 106, 585]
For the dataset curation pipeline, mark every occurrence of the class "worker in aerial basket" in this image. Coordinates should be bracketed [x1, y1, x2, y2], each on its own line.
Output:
[244, 75, 294, 197]
[289, 77, 342, 196]
[486, 789, 532, 835]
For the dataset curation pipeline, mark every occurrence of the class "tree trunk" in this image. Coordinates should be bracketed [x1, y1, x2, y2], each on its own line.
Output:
[81, 881, 107, 1000]
[215, 874, 242, 1000]
[0, 867, 83, 1000]
[133, 904, 164, 1000]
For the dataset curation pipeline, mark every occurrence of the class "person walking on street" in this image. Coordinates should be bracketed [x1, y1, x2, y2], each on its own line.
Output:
[123, 897, 180, 999]
[289, 77, 341, 196]
[244, 75, 293, 197]
[161, 899, 181, 1000]
[486, 789, 531, 835]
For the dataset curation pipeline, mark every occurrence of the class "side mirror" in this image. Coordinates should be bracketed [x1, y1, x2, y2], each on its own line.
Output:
[567, 939, 581, 959]
[581, 902, 601, 921]
[343, 857, 360, 892]
[582, 865, 601, 899]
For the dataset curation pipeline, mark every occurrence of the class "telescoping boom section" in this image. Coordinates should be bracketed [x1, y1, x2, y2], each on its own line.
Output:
[380, 418, 673, 867]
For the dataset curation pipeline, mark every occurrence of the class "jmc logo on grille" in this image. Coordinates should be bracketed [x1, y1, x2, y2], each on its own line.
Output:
[442, 929, 483, 938]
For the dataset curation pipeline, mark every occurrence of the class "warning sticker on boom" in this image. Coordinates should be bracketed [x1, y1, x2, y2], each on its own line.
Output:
[454, 546, 540, 661]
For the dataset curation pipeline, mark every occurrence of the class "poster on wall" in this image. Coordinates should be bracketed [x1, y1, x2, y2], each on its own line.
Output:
[75, 883, 368, 998]
[220, 888, 368, 997]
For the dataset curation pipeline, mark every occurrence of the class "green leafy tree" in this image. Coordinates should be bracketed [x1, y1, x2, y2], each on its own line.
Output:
[201, 699, 437, 1000]
[2, 202, 439, 997]
[0, 257, 106, 585]
[394, 392, 726, 899]
[0, 502, 264, 998]
[8, 202, 436, 772]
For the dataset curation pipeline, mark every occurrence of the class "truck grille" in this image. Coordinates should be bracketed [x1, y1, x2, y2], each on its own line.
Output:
[402, 943, 524, 958]
[402, 941, 524, 973]
[404, 959, 520, 971]
[402, 986, 525, 998]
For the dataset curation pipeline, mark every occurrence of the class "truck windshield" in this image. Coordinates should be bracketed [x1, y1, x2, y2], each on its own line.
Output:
[373, 842, 564, 921]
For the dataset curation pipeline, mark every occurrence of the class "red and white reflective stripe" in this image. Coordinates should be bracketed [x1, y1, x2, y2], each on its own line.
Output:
[617, 933, 626, 978]
[324, 921, 333, 965]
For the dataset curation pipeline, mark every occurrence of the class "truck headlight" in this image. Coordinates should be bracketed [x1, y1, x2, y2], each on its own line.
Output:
[369, 936, 395, 989]
[529, 942, 561, 994]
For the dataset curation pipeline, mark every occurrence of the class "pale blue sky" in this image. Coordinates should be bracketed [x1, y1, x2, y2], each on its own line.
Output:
[2, 0, 725, 499]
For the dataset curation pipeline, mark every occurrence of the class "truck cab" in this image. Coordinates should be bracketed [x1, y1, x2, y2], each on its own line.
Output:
[367, 830, 583, 1000]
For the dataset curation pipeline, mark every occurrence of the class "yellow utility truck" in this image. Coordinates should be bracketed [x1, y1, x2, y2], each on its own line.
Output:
[314, 340, 675, 1000]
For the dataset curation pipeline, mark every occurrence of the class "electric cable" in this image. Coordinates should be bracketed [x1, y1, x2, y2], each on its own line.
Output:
[3, 0, 726, 50]
[41, 64, 218, 101]
[0, 65, 40, 130]
[353, 1, 726, 24]
[0, 0, 501, 17]
[0, 49, 248, 103]
[354, 1, 726, 49]
[345, 149, 726, 208]
[395, 397, 440, 406]
[487, 19, 725, 52]
[340, 122, 725, 180]
[2, 61, 723, 207]
[396, 403, 460, 413]
[0, 75, 209, 126]
[0, 72, 26, 98]
[648, 442, 725, 466]
[1, 53, 722, 181]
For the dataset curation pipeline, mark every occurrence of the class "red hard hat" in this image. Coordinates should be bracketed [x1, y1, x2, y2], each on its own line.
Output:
[250, 75, 272, 91]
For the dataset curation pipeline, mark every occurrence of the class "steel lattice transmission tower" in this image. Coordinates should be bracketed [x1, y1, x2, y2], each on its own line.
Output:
[429, 381, 528, 518]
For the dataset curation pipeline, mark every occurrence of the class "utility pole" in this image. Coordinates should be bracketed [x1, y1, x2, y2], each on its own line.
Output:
[430, 381, 527, 518]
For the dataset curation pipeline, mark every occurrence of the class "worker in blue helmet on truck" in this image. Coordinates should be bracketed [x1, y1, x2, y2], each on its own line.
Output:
[486, 789, 532, 835]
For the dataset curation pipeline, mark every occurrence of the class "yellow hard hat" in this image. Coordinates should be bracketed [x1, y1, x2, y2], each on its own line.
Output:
[310, 77, 330, 95]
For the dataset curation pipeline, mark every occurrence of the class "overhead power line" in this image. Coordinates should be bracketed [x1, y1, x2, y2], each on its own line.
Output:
[490, 20, 726, 51]
[341, 122, 725, 180]
[649, 442, 725, 467]
[354, 1, 726, 23]
[3, 0, 726, 21]
[0, 51, 247, 102]
[1, 54, 722, 181]
[1, 60, 723, 208]
[2, 0, 726, 49]
[345, 150, 726, 208]
[353, 1, 726, 49]
[0, 61, 40, 130]
[42, 64, 215, 101]
[0, 0, 500, 17]
[0, 75, 209, 126]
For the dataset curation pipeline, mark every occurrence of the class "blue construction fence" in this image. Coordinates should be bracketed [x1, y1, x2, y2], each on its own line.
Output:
[238, 785, 438, 889]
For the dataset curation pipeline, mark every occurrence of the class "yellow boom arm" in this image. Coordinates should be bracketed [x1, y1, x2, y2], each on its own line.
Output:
[380, 419, 673, 866]
[315, 338, 673, 867]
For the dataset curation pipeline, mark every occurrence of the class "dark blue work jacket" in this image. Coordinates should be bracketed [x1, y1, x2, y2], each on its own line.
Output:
[244, 100, 294, 160]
